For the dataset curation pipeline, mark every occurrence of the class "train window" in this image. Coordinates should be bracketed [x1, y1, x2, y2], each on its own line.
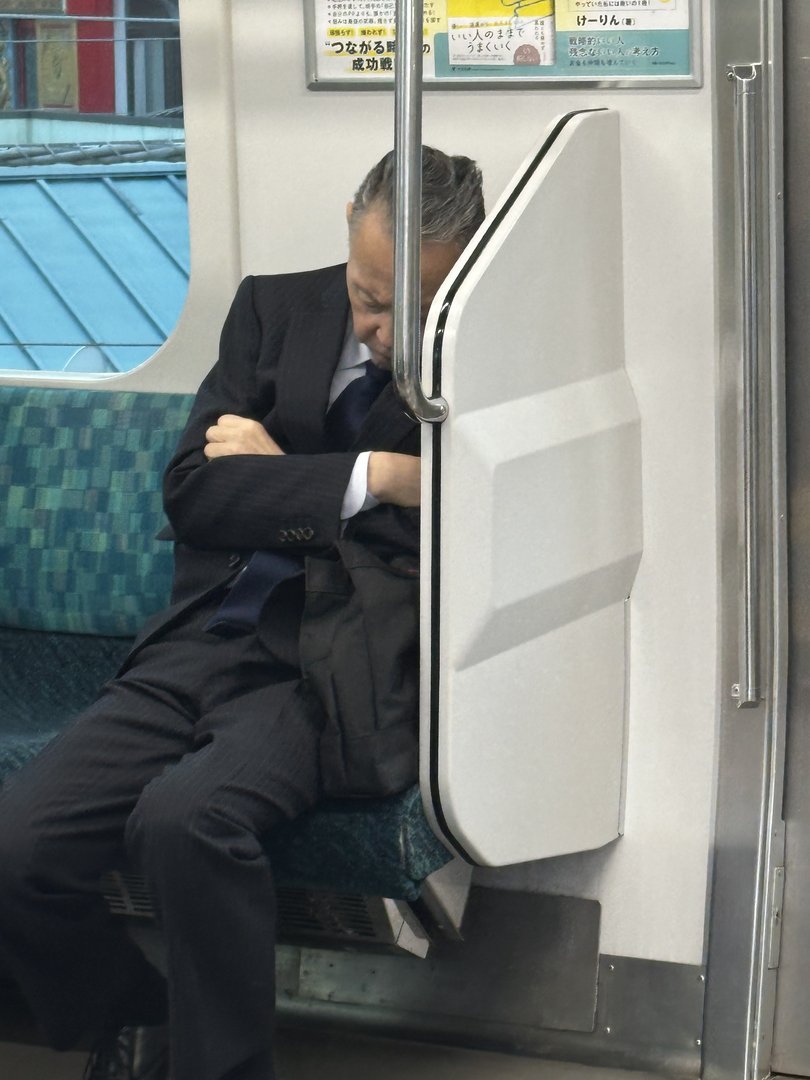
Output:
[0, 1, 188, 375]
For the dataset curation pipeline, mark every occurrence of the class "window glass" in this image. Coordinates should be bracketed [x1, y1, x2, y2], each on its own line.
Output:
[0, 0, 188, 375]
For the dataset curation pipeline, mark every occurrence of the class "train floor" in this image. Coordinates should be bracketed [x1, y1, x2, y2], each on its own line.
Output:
[0, 1030, 666, 1080]
[0, 968, 672, 1080]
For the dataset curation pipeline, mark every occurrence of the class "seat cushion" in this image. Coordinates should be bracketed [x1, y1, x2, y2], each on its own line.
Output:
[268, 784, 452, 900]
[0, 627, 133, 782]
[0, 628, 449, 898]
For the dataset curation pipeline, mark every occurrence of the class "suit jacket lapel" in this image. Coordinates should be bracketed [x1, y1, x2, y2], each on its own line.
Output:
[275, 268, 350, 454]
[273, 265, 420, 454]
[353, 381, 420, 452]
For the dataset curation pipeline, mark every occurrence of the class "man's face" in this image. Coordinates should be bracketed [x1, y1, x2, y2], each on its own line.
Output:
[345, 202, 462, 370]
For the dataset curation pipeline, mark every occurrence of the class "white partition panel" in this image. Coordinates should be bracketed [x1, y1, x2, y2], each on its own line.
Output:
[421, 110, 643, 867]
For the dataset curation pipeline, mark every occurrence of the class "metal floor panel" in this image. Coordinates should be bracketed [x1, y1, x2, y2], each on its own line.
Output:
[0, 1031, 670, 1080]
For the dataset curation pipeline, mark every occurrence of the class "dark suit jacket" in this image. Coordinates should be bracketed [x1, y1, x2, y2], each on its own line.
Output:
[125, 265, 422, 795]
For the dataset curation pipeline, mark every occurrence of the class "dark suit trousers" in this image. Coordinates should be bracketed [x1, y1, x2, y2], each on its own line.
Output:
[0, 595, 323, 1080]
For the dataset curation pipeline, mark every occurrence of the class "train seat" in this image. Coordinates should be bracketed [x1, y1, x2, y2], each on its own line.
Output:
[0, 386, 454, 953]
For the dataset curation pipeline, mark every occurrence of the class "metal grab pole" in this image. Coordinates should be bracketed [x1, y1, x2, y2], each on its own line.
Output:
[393, 0, 448, 424]
[730, 63, 762, 708]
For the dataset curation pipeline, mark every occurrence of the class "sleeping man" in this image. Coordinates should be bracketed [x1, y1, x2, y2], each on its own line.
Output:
[0, 146, 485, 1080]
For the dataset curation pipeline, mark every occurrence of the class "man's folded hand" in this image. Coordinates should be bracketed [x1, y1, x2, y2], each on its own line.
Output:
[204, 415, 285, 458]
[367, 452, 420, 508]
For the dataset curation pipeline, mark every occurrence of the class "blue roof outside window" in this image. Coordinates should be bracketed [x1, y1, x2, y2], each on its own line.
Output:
[0, 161, 189, 374]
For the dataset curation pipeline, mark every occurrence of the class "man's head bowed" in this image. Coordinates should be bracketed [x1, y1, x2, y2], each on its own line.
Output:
[349, 146, 485, 250]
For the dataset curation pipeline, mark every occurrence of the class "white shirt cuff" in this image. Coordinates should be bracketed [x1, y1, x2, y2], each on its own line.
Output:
[340, 451, 379, 520]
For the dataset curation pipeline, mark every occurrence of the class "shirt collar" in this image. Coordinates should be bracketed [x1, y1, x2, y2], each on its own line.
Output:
[337, 319, 373, 372]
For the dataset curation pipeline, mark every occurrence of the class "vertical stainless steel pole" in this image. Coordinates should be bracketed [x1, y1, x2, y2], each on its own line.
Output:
[393, 0, 448, 423]
[731, 63, 762, 707]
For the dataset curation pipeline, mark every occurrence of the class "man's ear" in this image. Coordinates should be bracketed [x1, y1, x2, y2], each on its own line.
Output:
[345, 202, 353, 226]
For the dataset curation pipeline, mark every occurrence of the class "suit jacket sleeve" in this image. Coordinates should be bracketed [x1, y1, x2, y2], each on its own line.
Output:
[163, 274, 359, 553]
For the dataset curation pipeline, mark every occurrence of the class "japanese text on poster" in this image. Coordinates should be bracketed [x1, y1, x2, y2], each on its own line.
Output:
[447, 1, 556, 68]
[315, 0, 445, 80]
[310, 0, 693, 82]
[556, 0, 688, 31]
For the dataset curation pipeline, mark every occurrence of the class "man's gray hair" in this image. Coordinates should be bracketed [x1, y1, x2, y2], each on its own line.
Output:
[351, 146, 485, 250]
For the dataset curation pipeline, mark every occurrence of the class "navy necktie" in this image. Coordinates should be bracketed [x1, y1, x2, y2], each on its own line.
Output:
[205, 550, 303, 637]
[325, 360, 391, 451]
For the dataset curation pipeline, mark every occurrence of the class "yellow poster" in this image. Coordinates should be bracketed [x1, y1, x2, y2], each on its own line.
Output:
[448, 0, 553, 15]
[447, 0, 556, 66]
[316, 0, 446, 80]
[36, 21, 78, 110]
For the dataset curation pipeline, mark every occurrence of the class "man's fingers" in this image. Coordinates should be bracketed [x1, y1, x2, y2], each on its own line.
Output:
[206, 416, 253, 445]
[204, 416, 283, 458]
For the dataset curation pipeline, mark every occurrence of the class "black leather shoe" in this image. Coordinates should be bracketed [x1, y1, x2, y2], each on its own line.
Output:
[84, 1025, 169, 1080]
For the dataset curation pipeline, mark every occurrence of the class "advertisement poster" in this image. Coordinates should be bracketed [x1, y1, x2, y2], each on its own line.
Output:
[309, 0, 694, 83]
[314, 0, 445, 81]
[446, 0, 556, 68]
[36, 20, 78, 109]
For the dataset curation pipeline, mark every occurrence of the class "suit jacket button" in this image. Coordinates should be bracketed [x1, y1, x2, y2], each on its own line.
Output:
[303, 527, 314, 540]
[227, 553, 242, 568]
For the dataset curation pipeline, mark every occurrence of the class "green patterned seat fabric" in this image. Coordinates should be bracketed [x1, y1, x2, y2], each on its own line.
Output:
[268, 784, 452, 900]
[0, 626, 133, 780]
[0, 386, 451, 899]
[0, 387, 194, 636]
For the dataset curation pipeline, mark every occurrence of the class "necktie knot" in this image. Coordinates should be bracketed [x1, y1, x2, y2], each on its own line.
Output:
[364, 359, 391, 384]
[326, 360, 391, 451]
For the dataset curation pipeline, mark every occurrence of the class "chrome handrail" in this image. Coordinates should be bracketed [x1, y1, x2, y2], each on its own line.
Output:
[731, 63, 762, 708]
[393, 0, 448, 424]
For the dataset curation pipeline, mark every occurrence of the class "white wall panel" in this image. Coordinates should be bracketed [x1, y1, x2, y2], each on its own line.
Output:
[421, 111, 642, 868]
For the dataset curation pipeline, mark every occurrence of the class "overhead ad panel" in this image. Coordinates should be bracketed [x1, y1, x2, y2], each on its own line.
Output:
[304, 0, 698, 87]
